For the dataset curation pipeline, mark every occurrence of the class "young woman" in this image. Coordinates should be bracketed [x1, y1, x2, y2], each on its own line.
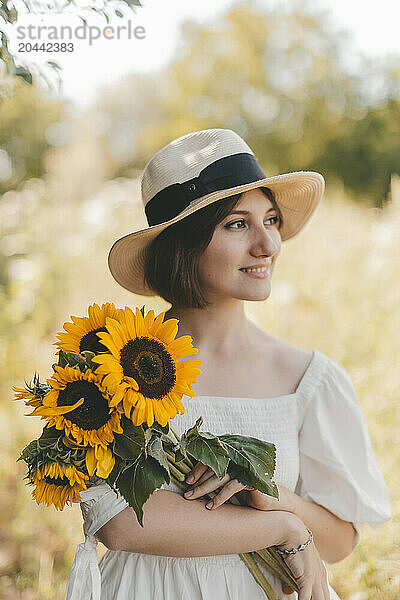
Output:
[65, 129, 391, 600]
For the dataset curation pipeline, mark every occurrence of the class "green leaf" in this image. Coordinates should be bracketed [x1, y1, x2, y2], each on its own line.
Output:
[117, 453, 169, 526]
[113, 420, 145, 461]
[17, 440, 39, 463]
[37, 426, 64, 451]
[180, 417, 229, 479]
[46, 60, 61, 70]
[56, 350, 88, 371]
[149, 421, 170, 435]
[15, 66, 32, 85]
[219, 434, 278, 498]
[144, 426, 172, 478]
[123, 0, 143, 7]
[146, 433, 170, 481]
[57, 350, 69, 368]
[54, 350, 88, 372]
[145, 422, 176, 452]
[17, 427, 81, 470]
[66, 352, 88, 372]
[81, 350, 97, 370]
[23, 373, 50, 398]
[107, 456, 129, 488]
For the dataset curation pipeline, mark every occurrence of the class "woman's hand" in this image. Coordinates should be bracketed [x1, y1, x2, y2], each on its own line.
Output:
[184, 461, 253, 509]
[184, 460, 295, 513]
[278, 517, 330, 600]
[184, 463, 330, 598]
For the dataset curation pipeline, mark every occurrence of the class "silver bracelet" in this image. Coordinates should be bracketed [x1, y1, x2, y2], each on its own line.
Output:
[275, 527, 313, 556]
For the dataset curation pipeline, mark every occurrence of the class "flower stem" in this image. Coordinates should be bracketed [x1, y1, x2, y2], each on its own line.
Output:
[167, 461, 186, 483]
[164, 450, 192, 474]
[255, 549, 299, 592]
[239, 552, 280, 600]
[168, 424, 194, 469]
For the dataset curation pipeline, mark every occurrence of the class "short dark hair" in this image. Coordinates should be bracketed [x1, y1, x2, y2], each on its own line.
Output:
[143, 187, 283, 309]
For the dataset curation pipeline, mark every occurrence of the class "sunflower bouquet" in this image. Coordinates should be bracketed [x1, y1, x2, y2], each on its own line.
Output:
[15, 303, 299, 600]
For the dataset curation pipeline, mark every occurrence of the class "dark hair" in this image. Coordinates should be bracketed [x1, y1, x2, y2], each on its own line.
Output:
[143, 187, 283, 309]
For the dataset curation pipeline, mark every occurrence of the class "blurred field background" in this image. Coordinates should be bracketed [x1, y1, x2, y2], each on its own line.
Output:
[1, 1, 399, 598]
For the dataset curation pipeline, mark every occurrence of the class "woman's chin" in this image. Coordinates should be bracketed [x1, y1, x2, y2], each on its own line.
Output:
[237, 285, 272, 302]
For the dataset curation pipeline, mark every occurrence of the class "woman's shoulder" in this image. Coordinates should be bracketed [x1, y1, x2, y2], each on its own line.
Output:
[272, 339, 314, 377]
[255, 331, 316, 393]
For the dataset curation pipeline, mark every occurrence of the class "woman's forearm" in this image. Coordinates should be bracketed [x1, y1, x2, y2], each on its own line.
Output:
[289, 492, 357, 563]
[96, 489, 299, 557]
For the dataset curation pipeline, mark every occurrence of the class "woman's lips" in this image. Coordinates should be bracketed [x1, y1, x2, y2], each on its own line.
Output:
[239, 267, 271, 279]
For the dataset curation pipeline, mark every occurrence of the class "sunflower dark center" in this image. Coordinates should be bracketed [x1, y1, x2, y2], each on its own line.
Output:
[57, 380, 110, 430]
[79, 327, 108, 354]
[44, 475, 70, 487]
[120, 337, 176, 399]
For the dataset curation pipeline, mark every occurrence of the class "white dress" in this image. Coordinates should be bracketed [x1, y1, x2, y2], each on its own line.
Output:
[64, 348, 392, 600]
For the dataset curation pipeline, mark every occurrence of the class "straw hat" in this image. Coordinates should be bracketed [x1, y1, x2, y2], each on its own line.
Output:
[108, 128, 325, 296]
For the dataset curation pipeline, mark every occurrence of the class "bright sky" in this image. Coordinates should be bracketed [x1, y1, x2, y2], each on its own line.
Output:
[5, 0, 400, 109]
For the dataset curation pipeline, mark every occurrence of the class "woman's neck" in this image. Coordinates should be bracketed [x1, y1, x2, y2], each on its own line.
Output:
[164, 301, 261, 358]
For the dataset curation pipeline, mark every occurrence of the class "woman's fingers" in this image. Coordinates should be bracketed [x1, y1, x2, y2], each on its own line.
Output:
[208, 478, 246, 509]
[281, 582, 295, 595]
[283, 540, 329, 600]
[184, 473, 246, 510]
[184, 472, 231, 501]
[297, 582, 312, 600]
[194, 467, 215, 486]
[311, 583, 327, 600]
[185, 461, 209, 484]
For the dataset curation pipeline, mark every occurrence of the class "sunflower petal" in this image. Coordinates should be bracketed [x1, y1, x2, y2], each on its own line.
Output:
[85, 447, 97, 476]
[95, 446, 115, 478]
[28, 397, 84, 417]
[157, 319, 179, 344]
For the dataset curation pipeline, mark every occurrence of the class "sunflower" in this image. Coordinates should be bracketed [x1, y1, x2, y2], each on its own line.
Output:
[13, 386, 42, 408]
[30, 462, 89, 510]
[27, 366, 123, 447]
[55, 302, 122, 355]
[92, 307, 203, 427]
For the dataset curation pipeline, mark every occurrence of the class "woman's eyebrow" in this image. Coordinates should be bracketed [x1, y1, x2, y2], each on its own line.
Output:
[228, 208, 276, 215]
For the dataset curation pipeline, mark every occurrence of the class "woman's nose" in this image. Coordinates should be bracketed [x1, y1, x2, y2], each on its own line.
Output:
[250, 226, 281, 257]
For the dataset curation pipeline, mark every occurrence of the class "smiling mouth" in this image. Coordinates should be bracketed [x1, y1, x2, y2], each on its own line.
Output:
[239, 265, 270, 274]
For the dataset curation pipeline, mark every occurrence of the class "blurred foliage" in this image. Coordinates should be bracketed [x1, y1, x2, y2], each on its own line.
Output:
[95, 2, 400, 205]
[0, 76, 63, 193]
[0, 0, 143, 85]
[318, 98, 400, 205]
[1, 1, 400, 205]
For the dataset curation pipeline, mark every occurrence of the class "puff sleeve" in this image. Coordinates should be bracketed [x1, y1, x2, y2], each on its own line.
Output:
[64, 478, 129, 600]
[294, 355, 392, 551]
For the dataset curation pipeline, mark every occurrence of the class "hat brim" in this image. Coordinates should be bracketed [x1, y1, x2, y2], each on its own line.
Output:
[108, 171, 324, 296]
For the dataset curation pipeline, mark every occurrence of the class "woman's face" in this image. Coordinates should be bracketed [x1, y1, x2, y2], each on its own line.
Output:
[197, 188, 282, 303]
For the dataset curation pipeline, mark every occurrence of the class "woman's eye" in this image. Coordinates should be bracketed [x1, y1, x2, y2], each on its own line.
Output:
[226, 219, 246, 229]
[225, 216, 279, 229]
